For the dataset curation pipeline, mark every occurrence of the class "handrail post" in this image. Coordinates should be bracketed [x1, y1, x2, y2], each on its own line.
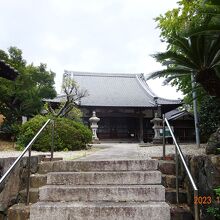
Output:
[194, 189, 200, 220]
[162, 114, 166, 160]
[164, 117, 199, 219]
[0, 119, 52, 207]
[51, 120, 54, 161]
[175, 146, 179, 204]
[26, 147, 31, 205]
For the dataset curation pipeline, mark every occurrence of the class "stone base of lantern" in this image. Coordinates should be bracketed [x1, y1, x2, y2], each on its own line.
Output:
[152, 137, 163, 144]
[92, 138, 100, 144]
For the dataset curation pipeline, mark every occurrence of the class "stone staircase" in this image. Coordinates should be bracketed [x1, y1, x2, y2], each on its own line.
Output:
[29, 159, 170, 220]
[155, 156, 194, 220]
[7, 157, 60, 220]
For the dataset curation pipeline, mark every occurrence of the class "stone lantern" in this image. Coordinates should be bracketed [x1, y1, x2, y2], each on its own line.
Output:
[150, 112, 163, 144]
[89, 111, 100, 143]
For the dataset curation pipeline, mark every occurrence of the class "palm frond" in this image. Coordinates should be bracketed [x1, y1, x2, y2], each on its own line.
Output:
[153, 51, 199, 69]
[188, 25, 220, 36]
[163, 73, 191, 85]
[168, 36, 200, 67]
[147, 67, 191, 80]
[204, 0, 220, 7]
[214, 66, 220, 78]
[197, 35, 206, 65]
[208, 35, 220, 66]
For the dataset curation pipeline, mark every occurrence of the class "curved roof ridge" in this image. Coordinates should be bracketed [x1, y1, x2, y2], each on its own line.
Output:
[136, 75, 157, 98]
[136, 75, 182, 105]
[158, 96, 182, 103]
[64, 70, 142, 78]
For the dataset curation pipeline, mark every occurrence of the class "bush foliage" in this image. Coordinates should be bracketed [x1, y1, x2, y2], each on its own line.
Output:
[17, 115, 92, 151]
[200, 96, 220, 142]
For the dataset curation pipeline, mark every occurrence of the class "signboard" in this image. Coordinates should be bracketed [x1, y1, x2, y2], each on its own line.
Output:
[159, 126, 174, 138]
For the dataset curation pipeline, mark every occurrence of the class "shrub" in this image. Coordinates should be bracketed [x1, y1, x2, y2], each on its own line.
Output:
[200, 96, 220, 142]
[17, 115, 92, 151]
[207, 187, 220, 219]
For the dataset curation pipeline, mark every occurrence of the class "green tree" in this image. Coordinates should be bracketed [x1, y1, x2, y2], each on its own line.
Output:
[150, 0, 220, 141]
[148, 34, 220, 98]
[200, 96, 220, 141]
[0, 47, 56, 136]
[154, 0, 220, 105]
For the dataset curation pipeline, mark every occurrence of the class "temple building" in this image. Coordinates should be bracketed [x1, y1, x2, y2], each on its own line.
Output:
[50, 71, 182, 143]
[165, 109, 195, 143]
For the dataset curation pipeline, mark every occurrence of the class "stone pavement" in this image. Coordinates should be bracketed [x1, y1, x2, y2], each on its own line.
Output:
[80, 143, 147, 160]
[79, 142, 205, 161]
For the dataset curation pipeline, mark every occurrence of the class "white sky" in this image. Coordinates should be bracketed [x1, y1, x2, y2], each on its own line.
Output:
[0, 0, 182, 99]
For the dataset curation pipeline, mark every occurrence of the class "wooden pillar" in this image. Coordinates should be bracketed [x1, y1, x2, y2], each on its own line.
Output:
[139, 114, 144, 143]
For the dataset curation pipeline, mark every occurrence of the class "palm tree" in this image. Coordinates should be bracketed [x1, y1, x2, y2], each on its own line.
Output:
[148, 34, 220, 98]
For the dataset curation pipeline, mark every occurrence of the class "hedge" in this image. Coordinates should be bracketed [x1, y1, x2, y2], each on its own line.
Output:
[17, 115, 92, 151]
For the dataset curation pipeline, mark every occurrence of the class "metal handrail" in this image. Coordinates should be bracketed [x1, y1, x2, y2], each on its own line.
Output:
[0, 119, 54, 205]
[162, 116, 199, 220]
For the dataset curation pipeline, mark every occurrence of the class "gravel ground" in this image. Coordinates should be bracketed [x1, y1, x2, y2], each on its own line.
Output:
[0, 143, 206, 160]
[138, 143, 206, 158]
[83, 143, 206, 160]
[0, 147, 100, 160]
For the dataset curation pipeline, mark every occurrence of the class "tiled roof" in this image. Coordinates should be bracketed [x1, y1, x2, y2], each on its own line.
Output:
[165, 109, 193, 120]
[49, 71, 182, 108]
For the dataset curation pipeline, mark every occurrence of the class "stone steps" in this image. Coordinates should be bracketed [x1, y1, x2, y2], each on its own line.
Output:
[38, 159, 158, 174]
[165, 188, 187, 204]
[8, 204, 30, 220]
[30, 158, 170, 220]
[170, 204, 194, 220]
[39, 184, 165, 202]
[7, 158, 62, 220]
[47, 171, 161, 185]
[162, 174, 184, 189]
[158, 160, 176, 175]
[157, 157, 193, 220]
[19, 188, 39, 204]
[30, 174, 47, 188]
[30, 201, 170, 220]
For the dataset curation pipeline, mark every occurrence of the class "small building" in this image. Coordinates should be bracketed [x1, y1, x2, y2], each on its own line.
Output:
[51, 71, 182, 143]
[0, 60, 19, 127]
[0, 59, 19, 80]
[165, 109, 195, 143]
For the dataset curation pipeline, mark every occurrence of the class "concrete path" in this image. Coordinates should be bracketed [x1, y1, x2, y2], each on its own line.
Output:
[79, 143, 147, 161]
[79, 142, 205, 161]
[0, 143, 205, 161]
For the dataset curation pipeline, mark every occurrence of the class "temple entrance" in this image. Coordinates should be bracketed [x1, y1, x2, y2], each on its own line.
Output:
[97, 117, 138, 139]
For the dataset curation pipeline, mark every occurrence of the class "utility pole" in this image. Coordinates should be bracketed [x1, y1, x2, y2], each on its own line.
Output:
[191, 73, 200, 148]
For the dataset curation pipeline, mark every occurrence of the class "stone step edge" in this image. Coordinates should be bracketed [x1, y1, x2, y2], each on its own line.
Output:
[31, 174, 47, 177]
[47, 170, 162, 174]
[47, 170, 162, 185]
[31, 201, 170, 207]
[40, 184, 165, 189]
[39, 159, 158, 165]
[38, 159, 159, 170]
[39, 184, 165, 202]
[19, 188, 39, 194]
[30, 201, 170, 220]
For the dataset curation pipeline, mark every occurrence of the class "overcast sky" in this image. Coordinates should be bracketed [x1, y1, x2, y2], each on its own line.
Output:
[0, 0, 182, 99]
